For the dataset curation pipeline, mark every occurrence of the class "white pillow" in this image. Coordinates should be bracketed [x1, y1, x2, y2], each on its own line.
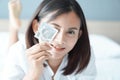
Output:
[0, 32, 9, 58]
[0, 32, 24, 55]
[0, 32, 9, 76]
[89, 34, 120, 59]
[0, 32, 24, 76]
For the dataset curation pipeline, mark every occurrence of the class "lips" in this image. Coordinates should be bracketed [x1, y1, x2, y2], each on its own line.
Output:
[54, 46, 65, 51]
[50, 44, 65, 52]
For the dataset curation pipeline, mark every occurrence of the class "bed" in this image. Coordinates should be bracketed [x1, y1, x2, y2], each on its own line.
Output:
[0, 20, 120, 80]
[90, 34, 120, 80]
[0, 32, 120, 80]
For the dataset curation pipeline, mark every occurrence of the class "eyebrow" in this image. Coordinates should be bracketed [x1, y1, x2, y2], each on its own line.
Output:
[51, 23, 79, 30]
[51, 23, 61, 28]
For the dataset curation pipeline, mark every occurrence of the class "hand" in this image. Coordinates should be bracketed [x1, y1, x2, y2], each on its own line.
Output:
[25, 42, 51, 78]
[8, 0, 22, 31]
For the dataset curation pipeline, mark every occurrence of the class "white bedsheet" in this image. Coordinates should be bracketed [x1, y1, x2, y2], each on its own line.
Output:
[89, 34, 120, 59]
[0, 32, 24, 77]
[0, 32, 120, 80]
[89, 34, 120, 80]
[95, 59, 120, 80]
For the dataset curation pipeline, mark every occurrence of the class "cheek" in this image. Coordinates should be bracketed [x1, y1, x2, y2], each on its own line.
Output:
[67, 38, 78, 50]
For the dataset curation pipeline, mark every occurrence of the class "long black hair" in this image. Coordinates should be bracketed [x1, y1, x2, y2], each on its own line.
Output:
[26, 0, 91, 75]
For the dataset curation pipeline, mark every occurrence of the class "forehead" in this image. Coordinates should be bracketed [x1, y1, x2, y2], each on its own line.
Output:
[40, 11, 81, 28]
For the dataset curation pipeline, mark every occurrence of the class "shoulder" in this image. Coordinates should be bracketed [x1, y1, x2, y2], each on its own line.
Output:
[74, 47, 97, 79]
[2, 40, 27, 79]
[8, 39, 26, 53]
[84, 46, 96, 74]
[6, 39, 28, 71]
[90, 46, 96, 64]
[7, 39, 27, 62]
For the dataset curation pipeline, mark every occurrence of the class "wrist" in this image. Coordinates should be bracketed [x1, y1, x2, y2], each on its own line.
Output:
[23, 70, 40, 80]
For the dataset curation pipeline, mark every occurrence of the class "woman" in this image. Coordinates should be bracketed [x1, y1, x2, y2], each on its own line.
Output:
[3, 0, 97, 80]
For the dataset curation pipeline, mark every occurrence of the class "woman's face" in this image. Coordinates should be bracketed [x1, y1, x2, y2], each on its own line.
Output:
[37, 11, 81, 60]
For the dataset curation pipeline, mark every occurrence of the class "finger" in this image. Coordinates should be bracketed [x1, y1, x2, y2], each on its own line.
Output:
[28, 54, 49, 65]
[26, 43, 51, 55]
[39, 42, 52, 48]
[27, 51, 51, 60]
[36, 55, 49, 64]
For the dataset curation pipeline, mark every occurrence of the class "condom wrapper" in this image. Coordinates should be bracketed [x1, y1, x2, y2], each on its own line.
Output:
[34, 22, 58, 42]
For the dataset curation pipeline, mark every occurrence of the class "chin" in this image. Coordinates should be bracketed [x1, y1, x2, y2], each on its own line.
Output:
[50, 53, 65, 60]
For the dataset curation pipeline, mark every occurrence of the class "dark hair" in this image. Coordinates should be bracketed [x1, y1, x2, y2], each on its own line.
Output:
[26, 0, 91, 75]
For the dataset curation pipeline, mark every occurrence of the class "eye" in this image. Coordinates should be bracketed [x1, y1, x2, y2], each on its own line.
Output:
[67, 30, 75, 35]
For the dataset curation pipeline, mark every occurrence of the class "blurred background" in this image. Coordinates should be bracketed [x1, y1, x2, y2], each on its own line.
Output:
[0, 0, 120, 79]
[0, 0, 120, 44]
[0, 0, 120, 20]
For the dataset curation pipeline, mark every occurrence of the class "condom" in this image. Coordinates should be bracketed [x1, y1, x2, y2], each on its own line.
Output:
[34, 22, 58, 42]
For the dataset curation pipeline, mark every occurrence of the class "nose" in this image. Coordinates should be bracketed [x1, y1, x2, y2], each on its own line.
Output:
[53, 30, 65, 45]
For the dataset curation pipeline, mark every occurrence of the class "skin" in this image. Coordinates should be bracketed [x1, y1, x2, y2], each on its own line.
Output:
[8, 0, 22, 48]
[24, 11, 82, 80]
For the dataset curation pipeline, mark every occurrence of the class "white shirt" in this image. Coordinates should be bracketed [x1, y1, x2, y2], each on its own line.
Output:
[2, 40, 97, 80]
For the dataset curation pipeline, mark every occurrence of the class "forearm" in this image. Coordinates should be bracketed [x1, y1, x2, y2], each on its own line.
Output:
[8, 17, 21, 48]
[8, 27, 19, 47]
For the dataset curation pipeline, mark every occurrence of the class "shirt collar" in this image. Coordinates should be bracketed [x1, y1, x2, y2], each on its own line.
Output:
[44, 54, 68, 79]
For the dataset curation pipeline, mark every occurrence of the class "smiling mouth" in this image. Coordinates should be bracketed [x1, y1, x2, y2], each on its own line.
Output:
[54, 47, 65, 51]
[50, 44, 65, 51]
